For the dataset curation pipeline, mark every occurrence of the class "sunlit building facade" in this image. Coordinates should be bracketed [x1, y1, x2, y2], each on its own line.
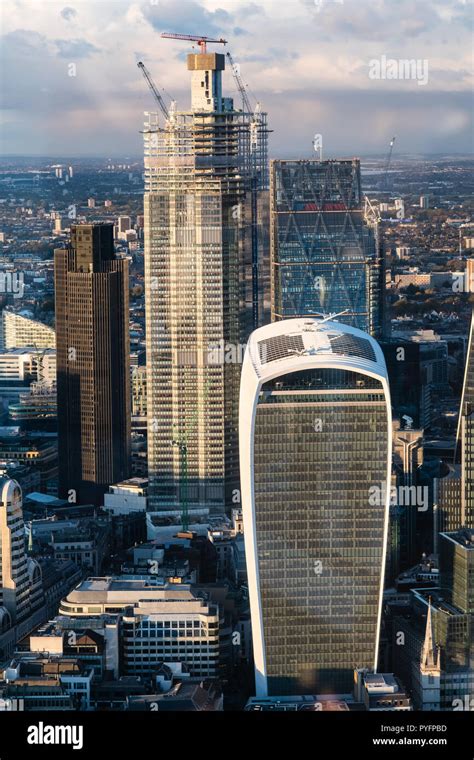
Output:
[240, 317, 391, 695]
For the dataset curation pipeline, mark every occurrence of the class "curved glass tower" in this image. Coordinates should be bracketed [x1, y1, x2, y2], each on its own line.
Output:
[239, 317, 391, 696]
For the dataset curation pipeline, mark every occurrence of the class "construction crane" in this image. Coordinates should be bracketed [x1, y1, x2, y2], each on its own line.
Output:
[137, 61, 169, 121]
[226, 51, 253, 114]
[226, 50, 262, 329]
[382, 136, 396, 191]
[161, 32, 227, 53]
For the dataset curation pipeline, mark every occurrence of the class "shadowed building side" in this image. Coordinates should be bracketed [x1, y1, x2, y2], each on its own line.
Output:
[55, 224, 131, 506]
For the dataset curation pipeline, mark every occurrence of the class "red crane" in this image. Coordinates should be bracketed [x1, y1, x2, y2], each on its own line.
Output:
[161, 32, 227, 54]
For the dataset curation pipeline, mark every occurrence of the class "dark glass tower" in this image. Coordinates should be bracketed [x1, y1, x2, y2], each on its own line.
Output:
[270, 159, 384, 337]
[54, 224, 130, 506]
[240, 318, 392, 696]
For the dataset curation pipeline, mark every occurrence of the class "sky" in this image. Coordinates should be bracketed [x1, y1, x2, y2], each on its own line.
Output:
[0, 0, 473, 158]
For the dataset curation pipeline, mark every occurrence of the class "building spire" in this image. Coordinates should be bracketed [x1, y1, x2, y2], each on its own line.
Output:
[421, 598, 439, 671]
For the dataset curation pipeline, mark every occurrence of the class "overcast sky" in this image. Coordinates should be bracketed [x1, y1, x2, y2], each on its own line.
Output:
[1, 0, 473, 158]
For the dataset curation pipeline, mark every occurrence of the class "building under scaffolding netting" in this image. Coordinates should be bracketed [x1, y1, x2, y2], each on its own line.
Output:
[144, 50, 269, 520]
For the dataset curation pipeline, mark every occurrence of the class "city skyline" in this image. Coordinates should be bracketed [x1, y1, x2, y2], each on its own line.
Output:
[1, 0, 473, 157]
[0, 0, 473, 737]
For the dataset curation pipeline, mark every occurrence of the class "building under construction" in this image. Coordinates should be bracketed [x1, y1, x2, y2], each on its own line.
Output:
[143, 40, 268, 520]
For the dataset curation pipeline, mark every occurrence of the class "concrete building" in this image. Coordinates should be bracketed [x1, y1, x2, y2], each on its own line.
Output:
[0, 311, 55, 349]
[239, 317, 392, 696]
[354, 669, 412, 710]
[58, 579, 224, 680]
[103, 478, 148, 516]
[131, 365, 147, 418]
[144, 46, 268, 518]
[121, 591, 221, 679]
[1, 654, 93, 710]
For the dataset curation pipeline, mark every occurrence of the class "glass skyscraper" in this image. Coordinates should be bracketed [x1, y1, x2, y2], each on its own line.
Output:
[270, 159, 384, 337]
[240, 317, 392, 695]
[144, 50, 267, 518]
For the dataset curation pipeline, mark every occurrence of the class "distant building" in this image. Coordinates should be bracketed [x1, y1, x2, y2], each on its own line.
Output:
[394, 271, 452, 290]
[54, 224, 131, 506]
[381, 336, 448, 429]
[0, 311, 55, 349]
[420, 195, 430, 209]
[131, 365, 146, 418]
[87, 198, 96, 208]
[466, 259, 474, 292]
[270, 159, 384, 336]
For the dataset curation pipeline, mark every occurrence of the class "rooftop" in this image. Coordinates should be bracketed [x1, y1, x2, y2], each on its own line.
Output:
[244, 317, 387, 381]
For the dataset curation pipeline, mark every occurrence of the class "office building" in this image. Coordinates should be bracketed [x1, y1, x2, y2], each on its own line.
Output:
[121, 592, 221, 679]
[240, 317, 392, 696]
[54, 224, 130, 506]
[0, 477, 30, 626]
[439, 528, 474, 614]
[270, 159, 384, 336]
[144, 47, 267, 517]
[0, 311, 55, 349]
[457, 312, 474, 527]
[381, 336, 448, 429]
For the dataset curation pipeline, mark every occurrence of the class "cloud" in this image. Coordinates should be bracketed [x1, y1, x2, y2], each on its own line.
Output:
[60, 6, 77, 22]
[0, 0, 472, 155]
[54, 38, 100, 58]
[141, 0, 232, 38]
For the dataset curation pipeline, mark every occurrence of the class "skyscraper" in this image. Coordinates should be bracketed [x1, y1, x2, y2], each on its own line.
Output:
[270, 159, 384, 336]
[457, 311, 474, 527]
[144, 48, 267, 518]
[240, 317, 392, 696]
[55, 223, 130, 506]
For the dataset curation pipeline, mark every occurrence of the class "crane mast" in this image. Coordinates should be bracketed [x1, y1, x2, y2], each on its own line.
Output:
[137, 61, 169, 121]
